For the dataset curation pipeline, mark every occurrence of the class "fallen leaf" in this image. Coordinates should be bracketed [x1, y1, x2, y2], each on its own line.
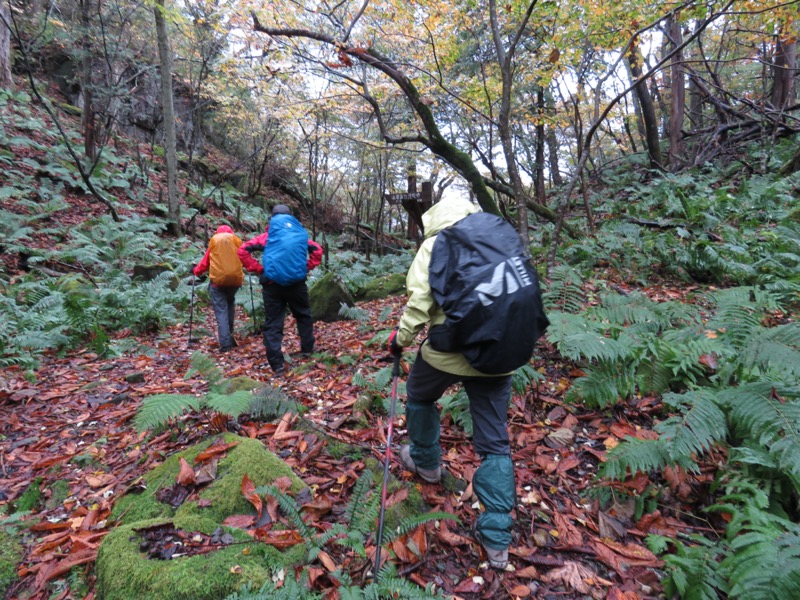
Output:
[541, 561, 594, 594]
[176, 458, 196, 486]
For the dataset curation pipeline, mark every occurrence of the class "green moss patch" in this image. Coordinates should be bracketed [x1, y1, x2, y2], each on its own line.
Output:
[112, 434, 305, 525]
[99, 435, 308, 599]
[354, 273, 407, 301]
[96, 515, 303, 600]
[0, 522, 24, 597]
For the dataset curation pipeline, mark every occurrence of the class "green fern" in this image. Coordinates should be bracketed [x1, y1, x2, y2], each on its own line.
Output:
[722, 383, 800, 478]
[542, 265, 585, 314]
[187, 352, 226, 390]
[662, 390, 727, 448]
[566, 360, 636, 408]
[248, 386, 301, 420]
[205, 390, 256, 419]
[339, 303, 370, 321]
[133, 394, 202, 432]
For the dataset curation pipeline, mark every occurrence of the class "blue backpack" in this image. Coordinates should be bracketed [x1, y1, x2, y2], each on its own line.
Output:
[262, 214, 309, 285]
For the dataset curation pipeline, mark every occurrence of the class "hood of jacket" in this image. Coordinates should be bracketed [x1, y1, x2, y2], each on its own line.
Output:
[422, 197, 480, 239]
[215, 225, 234, 235]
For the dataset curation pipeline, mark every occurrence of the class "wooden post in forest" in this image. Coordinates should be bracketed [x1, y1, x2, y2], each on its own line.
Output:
[385, 178, 433, 243]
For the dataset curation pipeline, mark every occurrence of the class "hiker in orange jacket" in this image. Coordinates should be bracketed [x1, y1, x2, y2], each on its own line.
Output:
[193, 225, 244, 352]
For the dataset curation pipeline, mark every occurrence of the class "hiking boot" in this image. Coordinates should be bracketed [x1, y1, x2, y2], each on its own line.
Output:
[473, 526, 509, 570]
[273, 365, 286, 375]
[398, 445, 441, 483]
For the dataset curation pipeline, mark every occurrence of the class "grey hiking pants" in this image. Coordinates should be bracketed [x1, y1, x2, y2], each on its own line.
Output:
[209, 284, 238, 349]
[405, 350, 515, 550]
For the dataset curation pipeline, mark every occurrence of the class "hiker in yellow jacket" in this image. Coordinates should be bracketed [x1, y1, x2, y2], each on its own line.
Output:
[193, 225, 244, 352]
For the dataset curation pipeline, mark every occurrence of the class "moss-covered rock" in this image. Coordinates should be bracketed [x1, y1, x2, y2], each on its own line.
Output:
[354, 273, 407, 301]
[308, 272, 355, 322]
[111, 434, 305, 525]
[98, 434, 307, 599]
[95, 515, 302, 600]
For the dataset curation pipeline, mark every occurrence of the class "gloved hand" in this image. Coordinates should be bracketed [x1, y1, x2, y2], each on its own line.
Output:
[387, 328, 402, 356]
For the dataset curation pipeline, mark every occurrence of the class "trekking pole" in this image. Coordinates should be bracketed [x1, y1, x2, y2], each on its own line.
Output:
[374, 352, 401, 581]
[248, 274, 258, 335]
[187, 275, 196, 347]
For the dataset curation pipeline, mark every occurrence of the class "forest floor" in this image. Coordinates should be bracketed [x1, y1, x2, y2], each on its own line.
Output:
[0, 277, 711, 600]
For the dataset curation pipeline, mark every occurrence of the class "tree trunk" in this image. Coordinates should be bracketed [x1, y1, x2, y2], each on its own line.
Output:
[154, 0, 180, 235]
[489, 0, 533, 247]
[688, 20, 704, 133]
[80, 0, 96, 161]
[668, 12, 685, 171]
[771, 33, 797, 110]
[534, 86, 546, 206]
[627, 42, 663, 170]
[0, 3, 12, 88]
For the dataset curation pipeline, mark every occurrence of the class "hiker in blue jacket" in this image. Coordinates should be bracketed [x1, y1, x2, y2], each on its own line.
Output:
[387, 196, 518, 570]
[238, 205, 323, 374]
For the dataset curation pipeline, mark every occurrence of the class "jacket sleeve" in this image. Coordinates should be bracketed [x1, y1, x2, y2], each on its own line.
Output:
[396, 238, 436, 347]
[237, 232, 267, 274]
[193, 246, 212, 276]
[307, 240, 323, 271]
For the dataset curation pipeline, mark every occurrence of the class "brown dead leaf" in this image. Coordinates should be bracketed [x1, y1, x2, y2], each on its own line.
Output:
[241, 474, 263, 519]
[545, 427, 574, 449]
[317, 549, 337, 572]
[554, 512, 583, 546]
[541, 561, 594, 594]
[506, 583, 531, 597]
[176, 458, 196, 486]
[194, 442, 238, 463]
[253, 528, 304, 549]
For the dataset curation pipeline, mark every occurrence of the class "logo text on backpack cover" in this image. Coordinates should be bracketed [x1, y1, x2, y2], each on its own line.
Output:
[475, 256, 533, 306]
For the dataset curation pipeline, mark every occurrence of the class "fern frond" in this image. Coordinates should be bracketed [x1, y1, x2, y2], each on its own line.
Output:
[381, 511, 459, 545]
[656, 391, 728, 467]
[345, 470, 375, 532]
[338, 303, 369, 321]
[566, 361, 636, 408]
[542, 265, 585, 314]
[134, 394, 202, 432]
[592, 291, 670, 329]
[187, 352, 225, 389]
[254, 485, 315, 542]
[551, 324, 630, 363]
[601, 437, 672, 480]
[249, 386, 300, 420]
[205, 390, 254, 419]
[722, 383, 800, 478]
[723, 523, 800, 600]
[737, 323, 800, 382]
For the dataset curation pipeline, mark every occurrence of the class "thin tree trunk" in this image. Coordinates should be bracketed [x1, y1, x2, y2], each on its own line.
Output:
[534, 86, 546, 206]
[627, 41, 663, 170]
[771, 33, 796, 110]
[80, 0, 96, 161]
[0, 3, 12, 88]
[154, 0, 180, 235]
[668, 12, 685, 171]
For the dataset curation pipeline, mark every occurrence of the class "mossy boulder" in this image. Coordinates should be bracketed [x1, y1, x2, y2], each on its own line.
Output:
[98, 434, 307, 600]
[354, 273, 407, 301]
[308, 272, 355, 322]
[96, 515, 301, 600]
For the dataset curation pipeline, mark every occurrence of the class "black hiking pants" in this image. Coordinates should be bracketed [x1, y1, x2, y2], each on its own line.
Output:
[261, 280, 314, 372]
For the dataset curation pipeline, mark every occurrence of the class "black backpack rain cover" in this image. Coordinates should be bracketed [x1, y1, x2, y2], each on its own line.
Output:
[428, 212, 549, 374]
